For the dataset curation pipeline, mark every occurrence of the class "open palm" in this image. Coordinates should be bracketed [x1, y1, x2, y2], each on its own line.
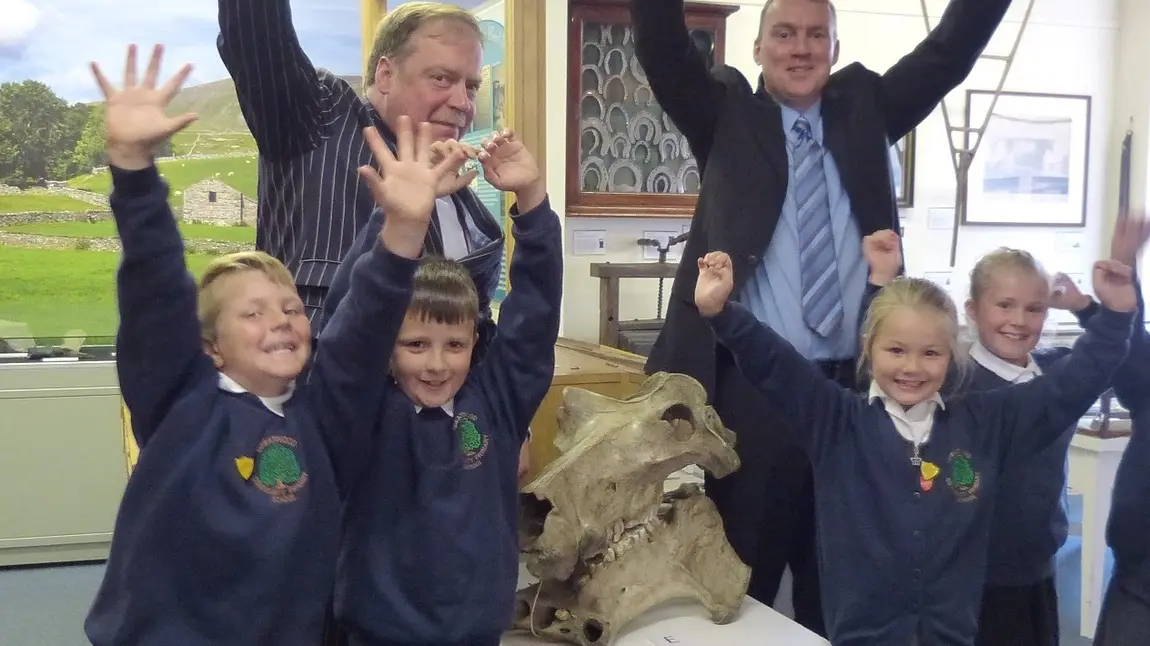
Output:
[479, 130, 540, 192]
[359, 116, 467, 223]
[92, 44, 197, 155]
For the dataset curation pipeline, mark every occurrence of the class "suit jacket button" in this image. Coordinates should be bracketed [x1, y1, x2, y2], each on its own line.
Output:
[747, 254, 759, 265]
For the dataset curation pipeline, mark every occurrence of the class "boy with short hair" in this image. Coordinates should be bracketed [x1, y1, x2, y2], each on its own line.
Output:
[330, 130, 563, 645]
[83, 44, 465, 646]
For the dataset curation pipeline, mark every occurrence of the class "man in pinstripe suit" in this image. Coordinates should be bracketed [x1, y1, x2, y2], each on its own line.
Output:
[219, 1, 532, 500]
[217, 1, 504, 326]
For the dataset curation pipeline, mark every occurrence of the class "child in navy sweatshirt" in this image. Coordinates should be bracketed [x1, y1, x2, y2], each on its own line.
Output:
[83, 45, 466, 646]
[1093, 215, 1150, 645]
[967, 216, 1150, 646]
[329, 131, 562, 646]
[962, 248, 1096, 646]
[693, 236, 1137, 646]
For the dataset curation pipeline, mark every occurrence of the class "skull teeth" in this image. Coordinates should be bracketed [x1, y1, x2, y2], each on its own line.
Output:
[585, 507, 662, 572]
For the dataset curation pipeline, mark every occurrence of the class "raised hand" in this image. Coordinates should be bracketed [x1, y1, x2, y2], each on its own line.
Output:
[359, 117, 466, 258]
[477, 130, 545, 210]
[1093, 260, 1137, 313]
[430, 139, 480, 198]
[359, 116, 467, 224]
[862, 229, 901, 285]
[90, 44, 196, 169]
[695, 251, 734, 318]
[1049, 273, 1091, 311]
[1110, 209, 1150, 267]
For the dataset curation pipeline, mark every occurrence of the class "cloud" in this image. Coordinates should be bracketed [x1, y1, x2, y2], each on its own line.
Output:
[0, 0, 362, 102]
[0, 0, 40, 47]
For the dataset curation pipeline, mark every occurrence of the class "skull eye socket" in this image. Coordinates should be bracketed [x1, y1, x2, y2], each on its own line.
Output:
[662, 403, 695, 440]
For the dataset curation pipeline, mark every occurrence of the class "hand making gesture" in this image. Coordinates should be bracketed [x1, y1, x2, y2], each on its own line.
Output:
[862, 229, 901, 286]
[1093, 260, 1138, 313]
[90, 44, 197, 170]
[359, 116, 468, 259]
[695, 251, 735, 318]
[430, 139, 481, 198]
[1049, 273, 1091, 311]
[477, 130, 546, 213]
[1110, 209, 1150, 267]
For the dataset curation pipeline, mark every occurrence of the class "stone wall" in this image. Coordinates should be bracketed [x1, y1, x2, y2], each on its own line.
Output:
[0, 185, 108, 207]
[0, 232, 249, 255]
[0, 211, 110, 226]
[182, 179, 250, 226]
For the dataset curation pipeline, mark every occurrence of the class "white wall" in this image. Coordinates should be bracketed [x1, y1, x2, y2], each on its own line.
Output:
[544, 0, 1124, 342]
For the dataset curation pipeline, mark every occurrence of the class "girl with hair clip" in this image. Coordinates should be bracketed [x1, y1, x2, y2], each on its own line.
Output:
[1093, 215, 1150, 645]
[966, 214, 1150, 646]
[692, 224, 1141, 646]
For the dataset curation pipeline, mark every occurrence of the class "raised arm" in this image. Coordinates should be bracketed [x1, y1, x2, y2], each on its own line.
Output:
[481, 199, 563, 441]
[879, 0, 1012, 141]
[309, 120, 468, 496]
[630, 0, 726, 161]
[217, 0, 332, 158]
[308, 245, 417, 498]
[1112, 273, 1149, 412]
[696, 251, 853, 462]
[316, 206, 384, 338]
[474, 134, 561, 442]
[95, 46, 210, 447]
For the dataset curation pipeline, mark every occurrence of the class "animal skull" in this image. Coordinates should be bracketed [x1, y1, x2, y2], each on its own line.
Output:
[512, 372, 750, 645]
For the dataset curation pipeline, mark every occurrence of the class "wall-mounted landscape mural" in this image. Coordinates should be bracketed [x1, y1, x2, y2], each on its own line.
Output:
[0, 0, 356, 346]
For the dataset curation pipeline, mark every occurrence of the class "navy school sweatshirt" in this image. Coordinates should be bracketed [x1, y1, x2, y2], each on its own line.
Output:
[1107, 281, 1150, 604]
[84, 166, 416, 646]
[973, 303, 1099, 586]
[708, 300, 1132, 646]
[333, 198, 563, 645]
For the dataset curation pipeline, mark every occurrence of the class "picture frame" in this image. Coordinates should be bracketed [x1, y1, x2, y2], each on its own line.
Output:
[892, 129, 916, 208]
[961, 90, 1091, 227]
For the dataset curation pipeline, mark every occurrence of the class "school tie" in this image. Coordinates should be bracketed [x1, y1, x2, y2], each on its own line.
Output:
[792, 117, 843, 337]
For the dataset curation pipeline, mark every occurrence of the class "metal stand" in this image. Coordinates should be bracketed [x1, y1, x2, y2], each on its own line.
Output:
[918, 0, 1036, 265]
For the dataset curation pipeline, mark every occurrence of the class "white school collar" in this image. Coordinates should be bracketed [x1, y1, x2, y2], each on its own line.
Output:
[968, 341, 1042, 384]
[217, 372, 295, 417]
[414, 400, 455, 417]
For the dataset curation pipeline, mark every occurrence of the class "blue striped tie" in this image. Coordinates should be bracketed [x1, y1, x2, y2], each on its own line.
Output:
[793, 118, 843, 337]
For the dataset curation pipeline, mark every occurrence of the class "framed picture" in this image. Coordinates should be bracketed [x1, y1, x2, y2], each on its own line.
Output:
[891, 129, 916, 208]
[962, 90, 1091, 227]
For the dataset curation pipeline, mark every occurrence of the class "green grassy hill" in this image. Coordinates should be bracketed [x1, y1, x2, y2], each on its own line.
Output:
[165, 74, 363, 133]
[68, 156, 259, 204]
[163, 74, 363, 156]
[0, 194, 96, 213]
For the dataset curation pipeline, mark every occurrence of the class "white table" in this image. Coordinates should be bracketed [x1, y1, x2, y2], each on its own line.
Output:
[503, 563, 827, 645]
[1067, 431, 1130, 639]
[501, 596, 828, 646]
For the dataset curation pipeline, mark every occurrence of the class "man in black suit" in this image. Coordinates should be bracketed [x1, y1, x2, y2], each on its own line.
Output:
[632, 0, 1011, 635]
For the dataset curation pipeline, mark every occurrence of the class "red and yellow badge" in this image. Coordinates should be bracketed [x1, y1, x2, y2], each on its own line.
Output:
[919, 461, 940, 492]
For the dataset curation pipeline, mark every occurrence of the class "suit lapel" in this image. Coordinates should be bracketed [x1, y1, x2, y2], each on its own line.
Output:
[821, 78, 894, 236]
[751, 77, 788, 189]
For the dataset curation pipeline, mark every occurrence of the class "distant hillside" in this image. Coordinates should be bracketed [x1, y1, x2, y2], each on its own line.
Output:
[168, 74, 364, 133]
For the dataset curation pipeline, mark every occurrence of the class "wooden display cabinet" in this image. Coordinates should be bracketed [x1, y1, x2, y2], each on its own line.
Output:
[566, 0, 738, 218]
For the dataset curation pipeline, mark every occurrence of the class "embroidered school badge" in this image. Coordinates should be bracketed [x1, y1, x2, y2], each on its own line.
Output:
[945, 449, 980, 503]
[252, 436, 309, 503]
[455, 412, 489, 470]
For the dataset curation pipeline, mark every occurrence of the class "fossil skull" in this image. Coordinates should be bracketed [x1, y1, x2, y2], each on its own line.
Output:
[512, 372, 750, 645]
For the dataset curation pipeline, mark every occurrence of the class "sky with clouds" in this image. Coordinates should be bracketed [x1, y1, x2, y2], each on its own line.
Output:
[0, 0, 492, 103]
